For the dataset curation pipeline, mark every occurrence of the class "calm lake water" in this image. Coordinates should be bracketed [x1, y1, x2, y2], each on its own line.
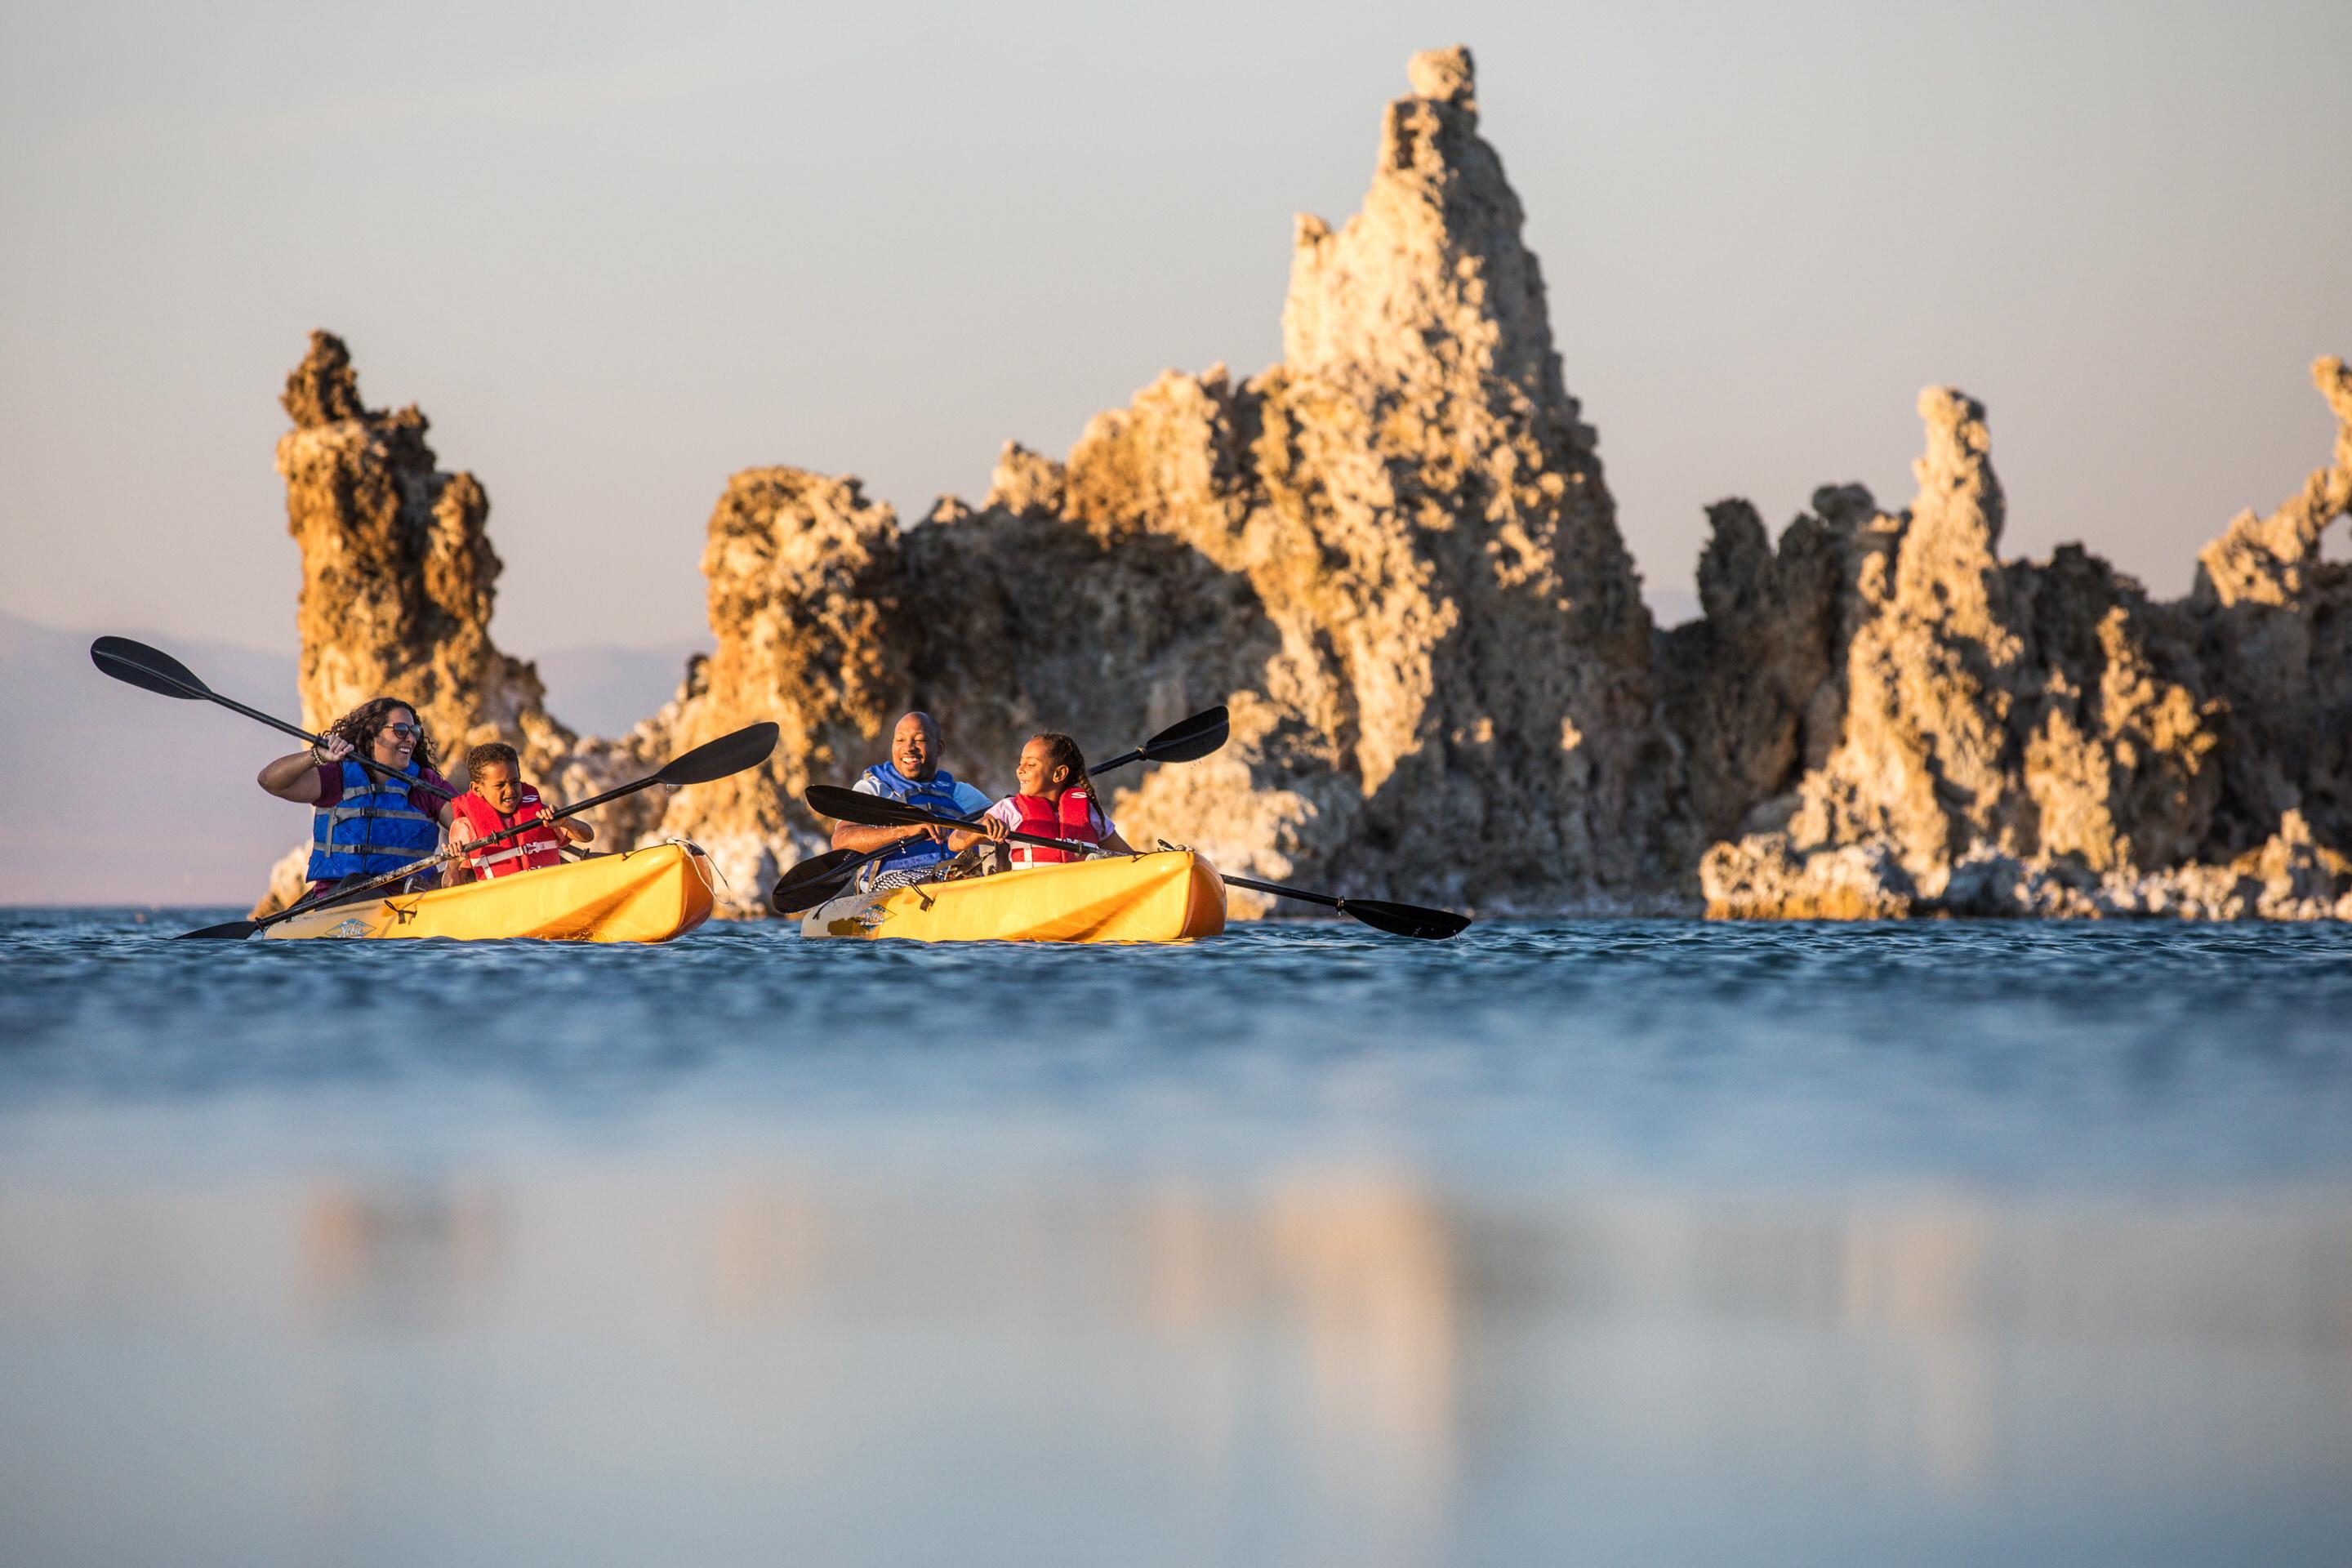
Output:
[2, 909, 2349, 1567]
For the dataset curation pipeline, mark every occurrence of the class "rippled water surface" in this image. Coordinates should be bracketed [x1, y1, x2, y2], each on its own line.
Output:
[3, 910, 2350, 1566]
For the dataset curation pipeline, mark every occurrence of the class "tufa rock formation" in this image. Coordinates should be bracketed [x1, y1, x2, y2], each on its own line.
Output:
[1693, 360, 2352, 920]
[650, 44, 1674, 914]
[262, 51, 2350, 921]
[632, 469, 915, 904]
[252, 333, 683, 916]
[278, 330, 553, 756]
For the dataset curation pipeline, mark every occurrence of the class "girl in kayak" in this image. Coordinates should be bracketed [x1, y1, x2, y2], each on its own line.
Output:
[446, 742, 593, 884]
[256, 697, 457, 898]
[951, 733, 1142, 866]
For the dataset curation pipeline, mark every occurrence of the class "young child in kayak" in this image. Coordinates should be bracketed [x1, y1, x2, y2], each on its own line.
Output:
[951, 733, 1141, 867]
[446, 742, 594, 884]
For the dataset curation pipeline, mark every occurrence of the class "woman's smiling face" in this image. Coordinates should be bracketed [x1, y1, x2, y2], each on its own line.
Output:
[370, 707, 420, 769]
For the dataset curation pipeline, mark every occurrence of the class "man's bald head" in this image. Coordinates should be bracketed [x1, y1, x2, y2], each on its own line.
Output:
[892, 711, 942, 779]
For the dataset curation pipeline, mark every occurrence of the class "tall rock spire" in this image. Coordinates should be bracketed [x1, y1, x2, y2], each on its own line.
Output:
[274, 330, 555, 754]
[1281, 46, 1570, 417]
[252, 331, 663, 917]
[646, 48, 1665, 912]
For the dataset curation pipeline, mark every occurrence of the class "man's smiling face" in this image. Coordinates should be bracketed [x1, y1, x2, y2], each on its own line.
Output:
[893, 713, 939, 780]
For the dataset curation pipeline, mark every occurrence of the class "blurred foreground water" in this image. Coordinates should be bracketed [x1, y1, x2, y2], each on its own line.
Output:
[2, 911, 2348, 1566]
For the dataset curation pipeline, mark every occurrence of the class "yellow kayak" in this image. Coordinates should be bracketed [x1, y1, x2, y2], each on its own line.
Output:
[263, 842, 718, 943]
[800, 849, 1227, 943]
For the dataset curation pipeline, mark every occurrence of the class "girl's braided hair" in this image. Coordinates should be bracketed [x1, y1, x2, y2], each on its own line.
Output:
[323, 697, 438, 773]
[1032, 733, 1091, 801]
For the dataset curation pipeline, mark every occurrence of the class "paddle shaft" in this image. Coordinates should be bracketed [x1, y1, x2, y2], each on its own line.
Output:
[224, 794, 598, 936]
[1220, 873, 1341, 911]
[91, 637, 472, 802]
[154, 662, 460, 803]
[897, 806, 1103, 860]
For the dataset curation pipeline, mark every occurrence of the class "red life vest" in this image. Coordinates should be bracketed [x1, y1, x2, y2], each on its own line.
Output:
[1008, 791, 1103, 866]
[450, 783, 565, 879]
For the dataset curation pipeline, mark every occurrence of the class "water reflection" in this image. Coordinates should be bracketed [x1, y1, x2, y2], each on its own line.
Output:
[301, 1183, 506, 1329]
[4, 1162, 2348, 1565]
[4, 912, 2350, 1563]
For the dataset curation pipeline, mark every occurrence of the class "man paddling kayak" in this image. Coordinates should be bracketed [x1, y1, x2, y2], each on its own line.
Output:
[256, 697, 456, 898]
[835, 711, 992, 891]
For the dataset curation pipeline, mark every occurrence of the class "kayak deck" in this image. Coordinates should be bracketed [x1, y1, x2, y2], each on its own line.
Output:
[262, 842, 717, 943]
[800, 849, 1226, 943]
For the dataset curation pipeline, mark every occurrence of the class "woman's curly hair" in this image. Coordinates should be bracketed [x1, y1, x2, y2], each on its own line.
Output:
[323, 697, 438, 773]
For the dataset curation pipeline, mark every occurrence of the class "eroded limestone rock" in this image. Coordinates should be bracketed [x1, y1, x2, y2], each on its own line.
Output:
[1699, 359, 2348, 920]
[256, 56, 2349, 925]
[643, 470, 911, 912]
[253, 333, 660, 916]
[276, 331, 559, 764]
[639, 46, 1671, 914]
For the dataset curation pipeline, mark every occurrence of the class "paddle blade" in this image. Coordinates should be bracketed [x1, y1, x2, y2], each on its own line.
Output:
[175, 920, 258, 941]
[91, 636, 211, 700]
[1335, 898, 1472, 941]
[770, 848, 863, 914]
[1139, 705, 1229, 765]
[804, 783, 951, 830]
[654, 722, 779, 787]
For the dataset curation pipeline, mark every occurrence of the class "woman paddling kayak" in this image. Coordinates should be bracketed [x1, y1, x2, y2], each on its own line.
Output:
[256, 697, 456, 899]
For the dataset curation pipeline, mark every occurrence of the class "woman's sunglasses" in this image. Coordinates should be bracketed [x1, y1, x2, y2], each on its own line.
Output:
[381, 724, 422, 740]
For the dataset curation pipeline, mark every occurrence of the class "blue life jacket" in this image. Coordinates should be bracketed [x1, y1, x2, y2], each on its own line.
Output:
[306, 760, 442, 882]
[859, 762, 971, 879]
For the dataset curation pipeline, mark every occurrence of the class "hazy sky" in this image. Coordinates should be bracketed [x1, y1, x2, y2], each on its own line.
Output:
[3, 0, 2345, 663]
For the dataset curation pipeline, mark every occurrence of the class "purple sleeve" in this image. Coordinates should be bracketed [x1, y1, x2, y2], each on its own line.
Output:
[313, 764, 343, 808]
[413, 769, 453, 817]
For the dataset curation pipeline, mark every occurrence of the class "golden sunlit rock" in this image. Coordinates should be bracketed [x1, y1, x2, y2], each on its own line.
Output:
[261, 56, 2351, 922]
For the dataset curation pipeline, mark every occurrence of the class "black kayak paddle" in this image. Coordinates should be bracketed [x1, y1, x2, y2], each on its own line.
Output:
[802, 782, 1470, 940]
[1214, 873, 1470, 940]
[768, 847, 871, 913]
[176, 722, 780, 940]
[770, 706, 1229, 915]
[1085, 704, 1228, 773]
[91, 635, 457, 801]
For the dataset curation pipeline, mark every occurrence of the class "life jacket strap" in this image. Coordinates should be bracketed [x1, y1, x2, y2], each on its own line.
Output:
[470, 838, 556, 871]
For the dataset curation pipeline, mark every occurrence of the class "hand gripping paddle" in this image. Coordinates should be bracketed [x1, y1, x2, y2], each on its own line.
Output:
[91, 635, 456, 800]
